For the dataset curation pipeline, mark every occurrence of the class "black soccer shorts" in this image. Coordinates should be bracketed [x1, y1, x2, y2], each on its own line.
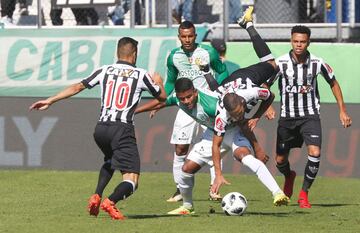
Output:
[93, 121, 140, 174]
[276, 116, 322, 155]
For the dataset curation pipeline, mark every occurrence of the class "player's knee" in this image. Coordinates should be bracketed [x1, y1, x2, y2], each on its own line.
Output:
[233, 147, 252, 162]
[182, 160, 201, 174]
[308, 145, 320, 157]
[175, 144, 190, 155]
[275, 155, 287, 165]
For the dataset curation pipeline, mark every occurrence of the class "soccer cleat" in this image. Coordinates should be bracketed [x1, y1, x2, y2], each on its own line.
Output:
[273, 191, 290, 206]
[298, 190, 312, 208]
[209, 186, 222, 201]
[100, 198, 126, 220]
[283, 170, 296, 198]
[237, 6, 254, 28]
[87, 194, 101, 217]
[166, 188, 183, 202]
[167, 205, 195, 215]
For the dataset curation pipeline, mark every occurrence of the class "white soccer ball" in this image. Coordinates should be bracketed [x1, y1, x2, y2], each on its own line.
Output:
[221, 192, 248, 216]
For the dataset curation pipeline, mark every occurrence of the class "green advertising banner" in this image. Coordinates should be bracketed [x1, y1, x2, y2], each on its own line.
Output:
[0, 28, 359, 103]
[0, 28, 207, 98]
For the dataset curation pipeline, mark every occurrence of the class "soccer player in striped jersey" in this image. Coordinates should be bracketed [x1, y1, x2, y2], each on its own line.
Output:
[29, 37, 167, 220]
[239, 6, 352, 208]
[148, 20, 228, 202]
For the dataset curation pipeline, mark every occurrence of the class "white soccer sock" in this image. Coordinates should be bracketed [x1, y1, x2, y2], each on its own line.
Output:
[178, 171, 195, 208]
[173, 153, 186, 185]
[241, 155, 282, 196]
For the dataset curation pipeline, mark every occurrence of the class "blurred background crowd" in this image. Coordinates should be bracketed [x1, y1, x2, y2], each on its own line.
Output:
[1, 0, 359, 27]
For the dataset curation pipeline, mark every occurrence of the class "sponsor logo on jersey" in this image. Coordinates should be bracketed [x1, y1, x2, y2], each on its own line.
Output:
[179, 69, 203, 78]
[106, 67, 135, 78]
[285, 85, 313, 93]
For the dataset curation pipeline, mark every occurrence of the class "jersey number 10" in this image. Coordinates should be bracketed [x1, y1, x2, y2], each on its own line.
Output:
[104, 76, 130, 110]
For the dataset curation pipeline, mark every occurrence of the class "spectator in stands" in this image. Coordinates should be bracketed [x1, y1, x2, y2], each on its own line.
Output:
[18, 0, 29, 16]
[172, 0, 193, 23]
[211, 38, 240, 75]
[50, 5, 98, 26]
[0, 0, 16, 25]
[229, 0, 243, 23]
[108, 0, 144, 25]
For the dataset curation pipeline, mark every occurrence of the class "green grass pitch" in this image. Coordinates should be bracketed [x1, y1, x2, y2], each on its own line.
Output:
[1, 170, 360, 233]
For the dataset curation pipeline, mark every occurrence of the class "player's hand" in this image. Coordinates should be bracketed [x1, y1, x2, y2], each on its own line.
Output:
[248, 118, 259, 131]
[211, 175, 230, 194]
[340, 111, 352, 128]
[29, 100, 51, 111]
[149, 109, 159, 118]
[195, 58, 210, 72]
[255, 151, 269, 164]
[265, 105, 276, 120]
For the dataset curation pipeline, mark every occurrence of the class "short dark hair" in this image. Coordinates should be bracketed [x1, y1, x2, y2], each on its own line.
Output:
[117, 37, 138, 57]
[223, 93, 246, 112]
[178, 20, 195, 32]
[175, 78, 194, 93]
[291, 25, 311, 38]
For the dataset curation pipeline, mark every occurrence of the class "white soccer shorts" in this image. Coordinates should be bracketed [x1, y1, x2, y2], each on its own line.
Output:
[170, 108, 199, 145]
[186, 126, 253, 167]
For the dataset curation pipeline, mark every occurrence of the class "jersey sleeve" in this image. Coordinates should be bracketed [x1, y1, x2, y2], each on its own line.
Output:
[251, 87, 271, 100]
[142, 72, 161, 98]
[209, 46, 228, 84]
[81, 67, 105, 89]
[164, 52, 178, 95]
[265, 66, 280, 87]
[320, 60, 336, 85]
[165, 92, 178, 106]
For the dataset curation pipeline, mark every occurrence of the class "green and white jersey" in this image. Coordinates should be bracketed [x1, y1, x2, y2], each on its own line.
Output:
[165, 43, 228, 96]
[165, 88, 219, 129]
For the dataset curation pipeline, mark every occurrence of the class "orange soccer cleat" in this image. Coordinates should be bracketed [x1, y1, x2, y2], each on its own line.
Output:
[100, 198, 126, 220]
[87, 194, 101, 217]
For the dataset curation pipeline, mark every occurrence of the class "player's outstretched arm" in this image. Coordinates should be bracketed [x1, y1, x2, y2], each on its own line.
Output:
[135, 99, 166, 116]
[330, 80, 352, 128]
[248, 90, 275, 131]
[211, 134, 230, 194]
[29, 82, 86, 111]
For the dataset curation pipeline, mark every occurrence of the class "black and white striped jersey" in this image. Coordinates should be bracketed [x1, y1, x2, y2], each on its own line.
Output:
[81, 61, 161, 124]
[266, 51, 336, 118]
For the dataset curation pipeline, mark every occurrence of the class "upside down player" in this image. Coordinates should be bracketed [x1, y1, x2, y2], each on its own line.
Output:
[29, 37, 166, 220]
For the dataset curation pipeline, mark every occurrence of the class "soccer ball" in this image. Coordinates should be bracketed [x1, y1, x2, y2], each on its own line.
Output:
[221, 192, 248, 216]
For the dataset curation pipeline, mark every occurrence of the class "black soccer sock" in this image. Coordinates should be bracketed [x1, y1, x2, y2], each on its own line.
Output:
[302, 155, 320, 192]
[276, 161, 291, 177]
[108, 180, 136, 203]
[95, 161, 114, 196]
[246, 25, 273, 61]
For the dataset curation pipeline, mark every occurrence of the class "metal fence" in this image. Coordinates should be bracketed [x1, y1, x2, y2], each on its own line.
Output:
[1, 0, 360, 41]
